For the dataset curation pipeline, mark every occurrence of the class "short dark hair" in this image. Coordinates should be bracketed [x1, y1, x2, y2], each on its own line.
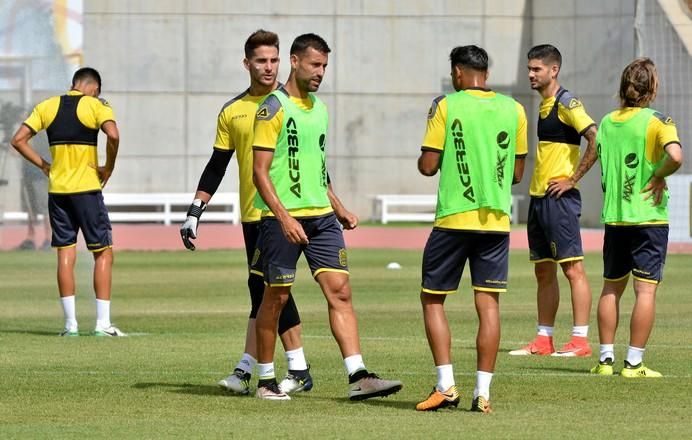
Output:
[290, 33, 331, 56]
[244, 29, 279, 59]
[449, 45, 488, 71]
[527, 44, 562, 67]
[72, 67, 101, 88]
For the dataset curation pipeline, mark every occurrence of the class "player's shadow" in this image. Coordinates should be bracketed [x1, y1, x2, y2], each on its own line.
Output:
[296, 393, 416, 411]
[352, 396, 484, 413]
[355, 398, 420, 411]
[455, 344, 479, 351]
[133, 382, 228, 397]
[1, 329, 61, 336]
[521, 366, 592, 374]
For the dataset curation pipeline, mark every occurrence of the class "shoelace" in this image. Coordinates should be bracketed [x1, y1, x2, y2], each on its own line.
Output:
[285, 365, 310, 381]
[286, 369, 308, 379]
[288, 374, 306, 384]
[233, 369, 249, 380]
[263, 381, 283, 394]
[474, 397, 488, 410]
[564, 341, 581, 350]
[362, 372, 381, 380]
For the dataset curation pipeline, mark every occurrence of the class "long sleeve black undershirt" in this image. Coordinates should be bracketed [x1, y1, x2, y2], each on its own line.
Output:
[196, 149, 234, 196]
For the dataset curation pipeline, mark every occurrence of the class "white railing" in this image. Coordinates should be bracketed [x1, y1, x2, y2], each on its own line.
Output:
[373, 194, 525, 225]
[3, 192, 240, 226]
[667, 175, 692, 243]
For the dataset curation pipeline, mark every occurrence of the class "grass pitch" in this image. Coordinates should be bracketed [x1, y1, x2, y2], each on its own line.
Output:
[0, 249, 690, 439]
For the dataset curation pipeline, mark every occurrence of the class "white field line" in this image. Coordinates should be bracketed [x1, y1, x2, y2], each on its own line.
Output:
[18, 370, 692, 379]
[303, 334, 692, 350]
[15, 332, 685, 350]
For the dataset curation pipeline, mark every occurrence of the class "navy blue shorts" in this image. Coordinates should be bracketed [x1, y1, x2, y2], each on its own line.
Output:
[48, 191, 112, 251]
[421, 229, 509, 294]
[251, 213, 349, 286]
[527, 189, 583, 263]
[244, 220, 302, 327]
[603, 225, 668, 284]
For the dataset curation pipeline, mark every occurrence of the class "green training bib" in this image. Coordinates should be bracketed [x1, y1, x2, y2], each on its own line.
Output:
[598, 108, 668, 223]
[436, 90, 518, 219]
[255, 90, 330, 211]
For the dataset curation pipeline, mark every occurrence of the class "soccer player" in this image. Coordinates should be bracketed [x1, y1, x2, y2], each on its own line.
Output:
[414, 45, 527, 413]
[180, 30, 312, 395]
[251, 33, 403, 401]
[590, 58, 682, 377]
[509, 44, 597, 357]
[10, 67, 124, 337]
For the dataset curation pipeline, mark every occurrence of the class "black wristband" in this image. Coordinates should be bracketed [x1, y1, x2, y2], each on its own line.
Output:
[187, 201, 206, 218]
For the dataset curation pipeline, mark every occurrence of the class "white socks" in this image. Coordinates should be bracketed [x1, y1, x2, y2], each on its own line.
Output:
[537, 326, 588, 337]
[474, 371, 493, 400]
[61, 296, 113, 331]
[236, 349, 305, 377]
[61, 295, 77, 330]
[537, 325, 554, 337]
[344, 354, 366, 376]
[95, 299, 111, 329]
[599, 345, 645, 365]
[235, 353, 257, 374]
[257, 362, 275, 380]
[433, 365, 493, 399]
[572, 325, 589, 338]
[435, 364, 455, 392]
[626, 346, 645, 366]
[599, 344, 615, 363]
[285, 347, 308, 371]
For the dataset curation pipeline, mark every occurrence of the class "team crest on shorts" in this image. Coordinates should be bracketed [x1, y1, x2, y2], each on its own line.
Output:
[338, 248, 348, 267]
[251, 248, 261, 266]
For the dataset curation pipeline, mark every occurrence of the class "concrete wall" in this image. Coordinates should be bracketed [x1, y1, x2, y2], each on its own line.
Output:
[0, 1, 72, 216]
[527, 0, 637, 225]
[81, 0, 639, 226]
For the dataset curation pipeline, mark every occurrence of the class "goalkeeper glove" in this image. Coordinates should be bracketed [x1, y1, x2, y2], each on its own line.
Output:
[180, 198, 206, 251]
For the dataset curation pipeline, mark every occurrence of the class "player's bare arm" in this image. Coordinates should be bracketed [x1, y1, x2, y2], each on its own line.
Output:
[10, 124, 51, 177]
[513, 156, 526, 185]
[642, 142, 683, 206]
[327, 183, 358, 230]
[253, 148, 308, 244]
[418, 150, 441, 176]
[546, 125, 597, 198]
[97, 120, 120, 188]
